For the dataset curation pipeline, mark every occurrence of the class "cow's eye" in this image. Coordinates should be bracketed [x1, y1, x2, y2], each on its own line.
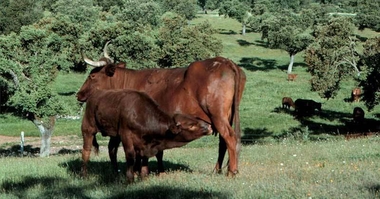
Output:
[89, 74, 96, 79]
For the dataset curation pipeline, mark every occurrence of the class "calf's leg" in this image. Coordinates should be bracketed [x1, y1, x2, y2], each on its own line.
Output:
[108, 136, 121, 172]
[140, 156, 149, 180]
[120, 133, 135, 183]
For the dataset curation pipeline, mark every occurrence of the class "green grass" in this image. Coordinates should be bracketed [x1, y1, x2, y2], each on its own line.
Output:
[1, 137, 379, 198]
[1, 13, 380, 199]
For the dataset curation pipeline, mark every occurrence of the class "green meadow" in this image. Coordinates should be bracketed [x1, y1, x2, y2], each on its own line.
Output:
[0, 13, 379, 198]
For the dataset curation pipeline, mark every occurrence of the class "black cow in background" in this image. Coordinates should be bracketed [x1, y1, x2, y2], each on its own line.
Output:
[294, 99, 322, 117]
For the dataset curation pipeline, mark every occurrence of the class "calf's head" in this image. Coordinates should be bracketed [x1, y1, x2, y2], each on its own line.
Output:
[169, 114, 212, 141]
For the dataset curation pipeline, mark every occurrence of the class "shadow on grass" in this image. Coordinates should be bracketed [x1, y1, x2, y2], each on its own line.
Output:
[366, 184, 380, 198]
[0, 145, 40, 158]
[239, 57, 277, 71]
[1, 175, 230, 199]
[242, 106, 380, 144]
[109, 186, 231, 199]
[242, 128, 273, 144]
[59, 158, 193, 184]
[218, 28, 238, 35]
[0, 145, 81, 158]
[237, 39, 255, 46]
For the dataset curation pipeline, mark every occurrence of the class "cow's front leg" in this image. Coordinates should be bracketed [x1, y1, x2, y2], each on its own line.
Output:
[82, 133, 95, 177]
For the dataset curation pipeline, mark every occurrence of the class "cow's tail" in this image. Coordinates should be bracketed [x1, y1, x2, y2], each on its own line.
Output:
[228, 59, 246, 156]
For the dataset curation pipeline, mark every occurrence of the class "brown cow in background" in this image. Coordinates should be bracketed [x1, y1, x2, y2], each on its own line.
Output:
[77, 42, 246, 176]
[287, 74, 297, 81]
[352, 88, 361, 102]
[81, 89, 212, 183]
[282, 97, 295, 109]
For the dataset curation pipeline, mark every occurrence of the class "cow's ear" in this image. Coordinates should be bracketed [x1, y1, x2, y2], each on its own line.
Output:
[105, 64, 117, 77]
[169, 122, 181, 134]
[117, 62, 126, 68]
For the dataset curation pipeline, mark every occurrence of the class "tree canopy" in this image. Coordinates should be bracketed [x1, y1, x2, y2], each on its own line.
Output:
[0, 0, 222, 156]
[0, 0, 379, 156]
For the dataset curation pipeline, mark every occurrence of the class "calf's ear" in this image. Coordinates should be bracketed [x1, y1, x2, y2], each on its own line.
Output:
[169, 122, 181, 134]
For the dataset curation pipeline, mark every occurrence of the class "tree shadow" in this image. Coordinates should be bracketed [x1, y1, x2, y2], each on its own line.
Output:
[1, 175, 230, 199]
[0, 176, 92, 199]
[241, 128, 273, 144]
[237, 39, 255, 46]
[365, 183, 380, 199]
[109, 186, 230, 199]
[253, 39, 268, 48]
[277, 106, 380, 136]
[0, 145, 82, 158]
[218, 28, 238, 35]
[0, 145, 40, 158]
[239, 57, 278, 71]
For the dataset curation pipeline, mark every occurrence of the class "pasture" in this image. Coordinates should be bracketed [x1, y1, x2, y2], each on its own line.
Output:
[1, 12, 380, 198]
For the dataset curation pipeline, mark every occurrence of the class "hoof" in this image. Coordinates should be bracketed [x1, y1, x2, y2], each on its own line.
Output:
[227, 170, 239, 177]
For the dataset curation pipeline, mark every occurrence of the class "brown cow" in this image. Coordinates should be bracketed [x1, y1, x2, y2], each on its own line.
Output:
[287, 73, 297, 81]
[282, 97, 295, 109]
[77, 43, 246, 176]
[81, 89, 212, 183]
[352, 88, 361, 102]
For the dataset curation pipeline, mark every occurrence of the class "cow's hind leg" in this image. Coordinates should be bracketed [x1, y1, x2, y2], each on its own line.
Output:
[212, 118, 238, 176]
[215, 135, 227, 174]
[108, 136, 121, 173]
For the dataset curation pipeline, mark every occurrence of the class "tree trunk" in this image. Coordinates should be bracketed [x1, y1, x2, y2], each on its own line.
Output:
[242, 24, 246, 35]
[287, 54, 295, 74]
[27, 113, 56, 157]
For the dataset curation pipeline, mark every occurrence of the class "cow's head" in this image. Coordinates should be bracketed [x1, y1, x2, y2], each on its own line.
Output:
[76, 42, 126, 102]
[169, 114, 212, 140]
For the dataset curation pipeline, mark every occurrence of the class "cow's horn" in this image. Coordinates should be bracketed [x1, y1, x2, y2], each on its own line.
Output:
[103, 41, 114, 63]
[83, 54, 107, 67]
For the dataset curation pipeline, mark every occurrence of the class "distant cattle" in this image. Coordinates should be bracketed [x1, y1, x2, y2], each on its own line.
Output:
[81, 89, 212, 183]
[294, 99, 322, 116]
[352, 107, 365, 123]
[351, 88, 361, 102]
[282, 97, 295, 109]
[77, 43, 246, 176]
[287, 74, 297, 81]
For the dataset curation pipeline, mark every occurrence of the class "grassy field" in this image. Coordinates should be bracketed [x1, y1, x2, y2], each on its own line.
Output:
[0, 13, 380, 198]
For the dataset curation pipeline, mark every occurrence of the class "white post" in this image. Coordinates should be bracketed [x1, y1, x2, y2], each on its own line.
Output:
[20, 131, 25, 157]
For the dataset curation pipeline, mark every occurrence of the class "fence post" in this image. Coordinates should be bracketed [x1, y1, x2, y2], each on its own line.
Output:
[20, 131, 24, 157]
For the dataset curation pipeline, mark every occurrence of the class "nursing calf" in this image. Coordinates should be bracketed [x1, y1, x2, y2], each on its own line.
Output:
[81, 89, 212, 183]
